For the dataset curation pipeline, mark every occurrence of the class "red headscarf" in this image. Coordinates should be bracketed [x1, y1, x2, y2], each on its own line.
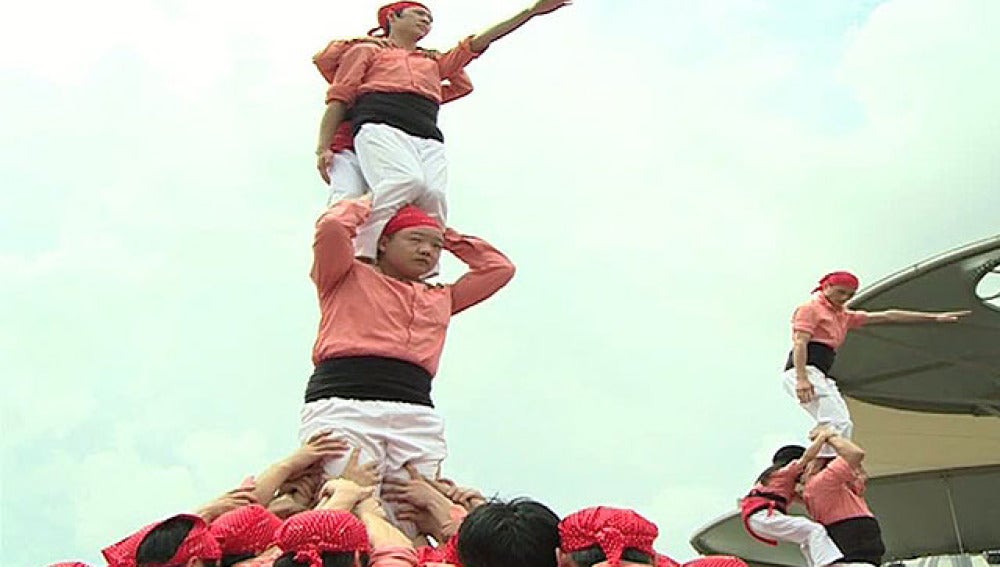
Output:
[683, 556, 750, 567]
[657, 554, 682, 567]
[275, 510, 370, 567]
[559, 507, 659, 567]
[368, 2, 430, 36]
[102, 514, 221, 567]
[49, 563, 91, 567]
[210, 504, 282, 557]
[812, 271, 859, 293]
[382, 205, 442, 238]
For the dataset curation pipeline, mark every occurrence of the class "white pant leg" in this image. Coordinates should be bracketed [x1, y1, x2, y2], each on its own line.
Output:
[381, 403, 448, 538]
[748, 511, 843, 567]
[353, 124, 429, 260]
[783, 366, 854, 456]
[326, 150, 370, 207]
[298, 398, 388, 478]
[410, 138, 448, 278]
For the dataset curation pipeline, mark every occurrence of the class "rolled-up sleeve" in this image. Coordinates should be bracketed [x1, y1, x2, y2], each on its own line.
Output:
[435, 36, 483, 81]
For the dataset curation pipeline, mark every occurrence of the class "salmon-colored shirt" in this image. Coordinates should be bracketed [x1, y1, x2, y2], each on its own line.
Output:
[326, 38, 482, 105]
[311, 199, 516, 373]
[792, 294, 869, 350]
[372, 546, 420, 567]
[802, 457, 874, 525]
[751, 459, 805, 502]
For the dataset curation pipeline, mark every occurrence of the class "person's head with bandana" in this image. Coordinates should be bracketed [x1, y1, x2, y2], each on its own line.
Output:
[558, 507, 658, 567]
[272, 510, 370, 567]
[103, 513, 222, 567]
[368, 2, 433, 42]
[209, 505, 282, 567]
[812, 271, 860, 307]
[376, 205, 445, 281]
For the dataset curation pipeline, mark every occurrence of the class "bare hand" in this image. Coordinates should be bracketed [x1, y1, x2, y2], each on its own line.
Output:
[318, 478, 375, 510]
[197, 486, 258, 521]
[317, 149, 335, 184]
[795, 378, 816, 404]
[529, 0, 571, 16]
[284, 431, 349, 474]
[339, 448, 381, 487]
[809, 424, 835, 440]
[935, 310, 971, 322]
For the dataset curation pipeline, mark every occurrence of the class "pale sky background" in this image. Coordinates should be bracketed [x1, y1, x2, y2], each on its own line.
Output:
[2, 0, 999, 565]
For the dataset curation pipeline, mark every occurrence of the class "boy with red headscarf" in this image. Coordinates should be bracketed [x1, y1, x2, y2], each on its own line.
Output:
[784, 270, 969, 454]
[299, 196, 515, 534]
[313, 0, 570, 266]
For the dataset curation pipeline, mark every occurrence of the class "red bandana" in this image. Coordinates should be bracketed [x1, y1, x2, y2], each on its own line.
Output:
[210, 504, 282, 556]
[812, 271, 859, 292]
[368, 2, 430, 36]
[49, 563, 91, 567]
[276, 510, 370, 567]
[102, 514, 221, 567]
[559, 507, 658, 567]
[382, 205, 442, 238]
[683, 556, 749, 567]
[657, 554, 682, 567]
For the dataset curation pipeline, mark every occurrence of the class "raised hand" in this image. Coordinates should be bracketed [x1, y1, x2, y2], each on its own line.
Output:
[339, 447, 381, 487]
[196, 486, 258, 522]
[529, 0, 571, 16]
[283, 431, 350, 474]
[934, 310, 971, 322]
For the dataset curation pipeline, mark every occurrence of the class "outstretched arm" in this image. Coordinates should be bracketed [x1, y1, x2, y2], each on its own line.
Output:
[865, 309, 970, 325]
[445, 228, 516, 315]
[468, 0, 571, 53]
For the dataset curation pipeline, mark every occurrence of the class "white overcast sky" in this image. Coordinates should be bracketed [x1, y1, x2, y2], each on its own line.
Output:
[2, 0, 999, 566]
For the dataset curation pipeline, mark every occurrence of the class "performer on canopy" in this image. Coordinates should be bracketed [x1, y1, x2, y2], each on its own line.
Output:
[314, 0, 570, 266]
[299, 195, 515, 532]
[784, 270, 969, 452]
[739, 432, 843, 567]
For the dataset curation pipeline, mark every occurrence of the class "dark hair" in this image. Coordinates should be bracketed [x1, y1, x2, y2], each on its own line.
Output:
[273, 551, 369, 567]
[771, 445, 805, 466]
[756, 463, 783, 486]
[221, 553, 257, 567]
[137, 516, 200, 566]
[457, 497, 560, 567]
[570, 545, 654, 567]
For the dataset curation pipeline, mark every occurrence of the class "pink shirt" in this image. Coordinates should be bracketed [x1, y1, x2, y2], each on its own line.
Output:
[311, 199, 516, 373]
[792, 294, 869, 350]
[752, 460, 805, 502]
[802, 457, 874, 525]
[372, 546, 419, 567]
[326, 38, 481, 106]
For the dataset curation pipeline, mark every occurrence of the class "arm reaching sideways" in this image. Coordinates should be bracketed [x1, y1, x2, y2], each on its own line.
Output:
[468, 0, 572, 53]
[865, 309, 971, 324]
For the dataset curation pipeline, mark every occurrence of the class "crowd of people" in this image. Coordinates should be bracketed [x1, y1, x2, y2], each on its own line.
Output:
[47, 1, 972, 566]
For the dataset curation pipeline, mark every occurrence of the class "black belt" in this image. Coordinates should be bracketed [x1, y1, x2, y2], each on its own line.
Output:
[784, 341, 837, 375]
[305, 356, 433, 407]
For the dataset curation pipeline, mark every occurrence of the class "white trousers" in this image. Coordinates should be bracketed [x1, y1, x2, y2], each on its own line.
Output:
[748, 510, 843, 567]
[783, 366, 854, 457]
[299, 397, 447, 536]
[352, 123, 448, 261]
[326, 149, 369, 206]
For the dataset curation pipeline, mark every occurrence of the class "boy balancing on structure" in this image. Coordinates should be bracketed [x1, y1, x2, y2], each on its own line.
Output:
[299, 196, 515, 531]
[784, 270, 969, 453]
[314, 0, 570, 265]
